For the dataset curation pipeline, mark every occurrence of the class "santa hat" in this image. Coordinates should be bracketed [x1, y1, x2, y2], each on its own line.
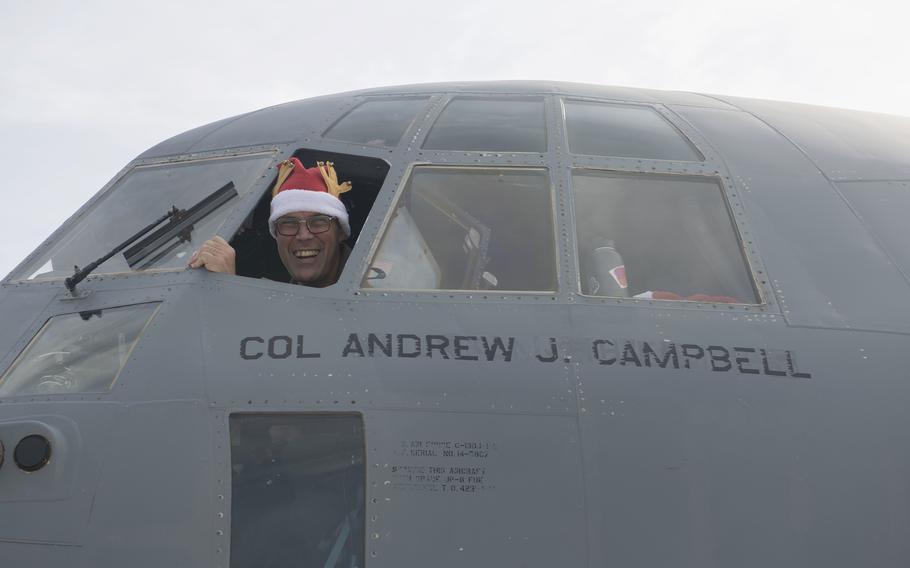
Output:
[268, 158, 353, 237]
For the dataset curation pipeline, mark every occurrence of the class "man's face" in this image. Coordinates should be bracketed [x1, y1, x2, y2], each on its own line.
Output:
[275, 211, 344, 287]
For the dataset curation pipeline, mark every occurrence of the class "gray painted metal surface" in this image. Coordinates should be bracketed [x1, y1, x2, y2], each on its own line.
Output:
[1, 81, 908, 567]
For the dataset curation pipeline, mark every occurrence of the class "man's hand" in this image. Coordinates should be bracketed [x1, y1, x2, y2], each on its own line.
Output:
[188, 236, 236, 274]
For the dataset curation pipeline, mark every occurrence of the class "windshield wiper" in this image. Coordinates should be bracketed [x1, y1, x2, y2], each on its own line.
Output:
[65, 181, 238, 294]
[123, 181, 237, 269]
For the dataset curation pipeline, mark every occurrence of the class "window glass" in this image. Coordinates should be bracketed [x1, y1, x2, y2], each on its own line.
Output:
[0, 303, 160, 397]
[11, 153, 273, 281]
[364, 167, 556, 291]
[565, 100, 701, 160]
[572, 171, 757, 303]
[323, 97, 429, 146]
[422, 98, 547, 152]
[230, 414, 365, 568]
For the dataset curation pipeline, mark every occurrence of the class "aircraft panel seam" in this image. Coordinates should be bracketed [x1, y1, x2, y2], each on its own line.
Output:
[782, 323, 910, 337]
[691, 92, 748, 113]
[830, 182, 910, 289]
[834, 178, 910, 184]
[0, 537, 83, 548]
[691, 101, 910, 306]
[183, 113, 253, 153]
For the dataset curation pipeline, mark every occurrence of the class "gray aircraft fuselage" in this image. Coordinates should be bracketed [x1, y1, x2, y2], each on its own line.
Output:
[1, 81, 909, 567]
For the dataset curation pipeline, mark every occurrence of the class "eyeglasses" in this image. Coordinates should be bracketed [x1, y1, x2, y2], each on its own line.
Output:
[275, 215, 336, 236]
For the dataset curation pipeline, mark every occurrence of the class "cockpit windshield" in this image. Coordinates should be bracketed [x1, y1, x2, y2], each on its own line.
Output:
[10, 152, 274, 282]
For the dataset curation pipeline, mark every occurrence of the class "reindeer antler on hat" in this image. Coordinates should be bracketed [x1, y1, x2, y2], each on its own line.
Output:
[267, 157, 354, 237]
[316, 161, 352, 198]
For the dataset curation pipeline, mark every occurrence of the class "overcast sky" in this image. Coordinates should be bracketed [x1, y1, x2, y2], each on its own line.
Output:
[2, 0, 909, 279]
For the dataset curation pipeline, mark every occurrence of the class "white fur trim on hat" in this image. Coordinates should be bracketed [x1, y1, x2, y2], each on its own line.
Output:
[268, 190, 350, 237]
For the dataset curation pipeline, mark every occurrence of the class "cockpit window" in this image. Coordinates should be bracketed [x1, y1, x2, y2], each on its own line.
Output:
[323, 97, 429, 147]
[230, 413, 364, 568]
[364, 167, 556, 292]
[0, 303, 160, 397]
[564, 100, 702, 161]
[11, 153, 274, 282]
[572, 171, 758, 303]
[231, 150, 391, 283]
[422, 97, 547, 152]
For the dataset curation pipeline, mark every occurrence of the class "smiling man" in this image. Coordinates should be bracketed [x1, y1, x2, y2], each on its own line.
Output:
[189, 158, 352, 287]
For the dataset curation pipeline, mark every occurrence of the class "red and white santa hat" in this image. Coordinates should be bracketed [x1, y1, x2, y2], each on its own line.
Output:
[268, 157, 353, 237]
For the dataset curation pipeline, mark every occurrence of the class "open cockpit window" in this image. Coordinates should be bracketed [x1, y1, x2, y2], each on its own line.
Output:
[231, 150, 390, 282]
[363, 167, 556, 292]
[323, 97, 430, 147]
[11, 153, 274, 282]
[572, 171, 759, 303]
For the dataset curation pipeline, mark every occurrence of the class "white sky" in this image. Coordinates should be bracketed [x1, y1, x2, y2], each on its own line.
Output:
[2, 0, 909, 279]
